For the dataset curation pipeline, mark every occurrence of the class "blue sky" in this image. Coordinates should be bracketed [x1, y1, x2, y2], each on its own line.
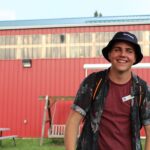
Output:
[0, 0, 150, 21]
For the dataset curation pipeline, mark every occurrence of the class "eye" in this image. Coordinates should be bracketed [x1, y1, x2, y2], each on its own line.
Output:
[127, 48, 134, 53]
[112, 47, 120, 52]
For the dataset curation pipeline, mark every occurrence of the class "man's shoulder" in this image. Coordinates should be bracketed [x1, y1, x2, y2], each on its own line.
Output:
[132, 74, 147, 95]
[83, 69, 107, 87]
[136, 75, 147, 86]
[132, 73, 147, 85]
[87, 69, 107, 79]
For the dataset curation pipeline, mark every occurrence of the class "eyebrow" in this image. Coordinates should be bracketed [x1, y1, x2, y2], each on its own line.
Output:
[112, 46, 134, 50]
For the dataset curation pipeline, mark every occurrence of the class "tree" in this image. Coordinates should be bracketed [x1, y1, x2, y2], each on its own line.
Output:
[94, 11, 98, 17]
[99, 13, 102, 17]
[94, 11, 102, 17]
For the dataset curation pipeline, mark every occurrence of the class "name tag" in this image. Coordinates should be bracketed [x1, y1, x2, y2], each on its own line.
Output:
[122, 95, 134, 102]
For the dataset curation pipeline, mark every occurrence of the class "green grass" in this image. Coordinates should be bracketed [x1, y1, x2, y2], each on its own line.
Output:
[0, 138, 65, 150]
[141, 139, 145, 149]
[0, 138, 146, 150]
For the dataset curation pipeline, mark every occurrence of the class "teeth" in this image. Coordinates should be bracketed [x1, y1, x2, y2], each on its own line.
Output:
[118, 60, 127, 63]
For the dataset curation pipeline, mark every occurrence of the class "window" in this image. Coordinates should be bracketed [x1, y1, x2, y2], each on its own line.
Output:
[32, 35, 42, 44]
[0, 30, 150, 60]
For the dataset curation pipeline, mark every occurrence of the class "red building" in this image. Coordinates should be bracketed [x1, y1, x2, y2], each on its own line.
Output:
[0, 15, 150, 138]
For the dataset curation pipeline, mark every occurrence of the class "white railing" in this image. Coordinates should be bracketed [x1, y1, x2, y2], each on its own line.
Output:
[83, 63, 150, 76]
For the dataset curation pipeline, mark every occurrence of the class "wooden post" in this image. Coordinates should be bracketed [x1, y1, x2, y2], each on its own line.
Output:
[40, 95, 51, 146]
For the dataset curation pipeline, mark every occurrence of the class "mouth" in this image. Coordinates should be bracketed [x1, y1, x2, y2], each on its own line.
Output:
[117, 59, 128, 63]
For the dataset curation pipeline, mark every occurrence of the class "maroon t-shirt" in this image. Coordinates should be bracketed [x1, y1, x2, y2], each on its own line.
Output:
[98, 79, 132, 150]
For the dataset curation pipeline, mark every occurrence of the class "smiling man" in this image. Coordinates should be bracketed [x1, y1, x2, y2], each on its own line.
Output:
[65, 32, 150, 150]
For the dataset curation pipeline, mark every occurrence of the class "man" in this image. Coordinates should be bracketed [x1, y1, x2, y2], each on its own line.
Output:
[64, 32, 150, 150]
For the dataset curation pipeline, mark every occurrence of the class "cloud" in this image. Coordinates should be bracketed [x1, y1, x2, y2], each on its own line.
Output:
[0, 10, 16, 21]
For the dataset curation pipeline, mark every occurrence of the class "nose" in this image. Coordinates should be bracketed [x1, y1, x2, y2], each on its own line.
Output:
[120, 50, 126, 56]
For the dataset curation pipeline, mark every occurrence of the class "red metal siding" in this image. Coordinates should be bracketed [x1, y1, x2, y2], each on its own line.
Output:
[1, 24, 150, 35]
[0, 57, 150, 137]
[51, 100, 73, 124]
[1, 24, 150, 138]
[0, 57, 106, 137]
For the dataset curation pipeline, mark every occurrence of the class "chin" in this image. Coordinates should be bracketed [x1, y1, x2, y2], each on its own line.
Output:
[116, 67, 131, 73]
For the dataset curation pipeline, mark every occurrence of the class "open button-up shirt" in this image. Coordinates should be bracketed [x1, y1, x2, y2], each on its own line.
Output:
[72, 69, 150, 150]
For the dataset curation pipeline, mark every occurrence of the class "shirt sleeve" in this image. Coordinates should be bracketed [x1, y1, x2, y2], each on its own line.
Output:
[141, 84, 150, 126]
[72, 73, 96, 116]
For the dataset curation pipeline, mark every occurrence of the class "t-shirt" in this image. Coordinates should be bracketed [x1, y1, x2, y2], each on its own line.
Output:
[98, 79, 132, 150]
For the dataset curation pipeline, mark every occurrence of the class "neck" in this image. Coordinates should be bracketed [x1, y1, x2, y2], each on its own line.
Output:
[108, 68, 132, 84]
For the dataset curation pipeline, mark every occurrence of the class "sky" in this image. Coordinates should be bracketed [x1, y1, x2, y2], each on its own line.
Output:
[0, 0, 150, 21]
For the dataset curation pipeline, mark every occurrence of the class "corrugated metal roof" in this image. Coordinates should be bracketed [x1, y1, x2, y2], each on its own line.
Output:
[0, 14, 150, 30]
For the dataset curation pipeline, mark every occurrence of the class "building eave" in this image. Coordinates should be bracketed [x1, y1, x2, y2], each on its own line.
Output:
[0, 15, 150, 30]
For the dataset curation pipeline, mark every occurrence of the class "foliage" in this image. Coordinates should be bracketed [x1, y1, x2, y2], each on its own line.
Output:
[94, 11, 98, 17]
[94, 11, 102, 17]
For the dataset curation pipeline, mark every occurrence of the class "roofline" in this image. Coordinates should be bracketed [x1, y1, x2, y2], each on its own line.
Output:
[1, 15, 150, 30]
[0, 21, 150, 30]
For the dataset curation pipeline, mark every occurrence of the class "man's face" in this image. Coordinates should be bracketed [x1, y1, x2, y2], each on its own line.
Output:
[108, 41, 136, 73]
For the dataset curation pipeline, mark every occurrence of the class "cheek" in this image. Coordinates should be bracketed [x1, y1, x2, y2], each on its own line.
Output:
[130, 54, 136, 63]
[108, 52, 113, 59]
[108, 52, 116, 61]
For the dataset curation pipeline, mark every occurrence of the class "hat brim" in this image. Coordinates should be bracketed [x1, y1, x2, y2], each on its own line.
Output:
[102, 39, 143, 65]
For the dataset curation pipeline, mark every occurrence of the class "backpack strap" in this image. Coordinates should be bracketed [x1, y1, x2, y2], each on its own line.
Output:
[92, 69, 107, 101]
[138, 84, 142, 106]
[92, 78, 102, 100]
[137, 77, 146, 107]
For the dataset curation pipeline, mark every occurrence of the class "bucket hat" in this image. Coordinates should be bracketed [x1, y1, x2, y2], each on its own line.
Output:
[102, 31, 143, 64]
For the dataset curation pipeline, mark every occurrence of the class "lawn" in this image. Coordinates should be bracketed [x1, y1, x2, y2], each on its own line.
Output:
[0, 138, 146, 150]
[0, 138, 65, 150]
